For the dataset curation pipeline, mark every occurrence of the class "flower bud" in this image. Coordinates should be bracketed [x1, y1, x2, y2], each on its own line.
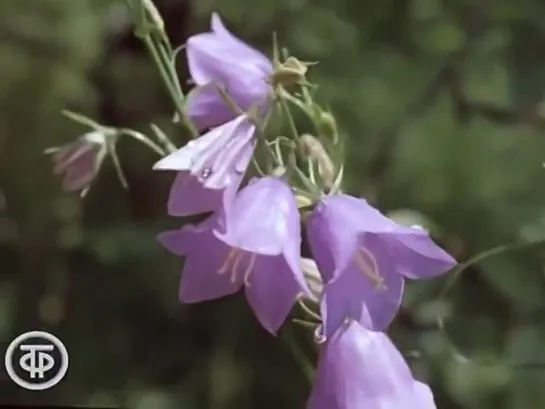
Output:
[270, 57, 311, 88]
[315, 110, 338, 144]
[301, 257, 323, 302]
[142, 0, 164, 32]
[45, 131, 108, 195]
[299, 133, 335, 189]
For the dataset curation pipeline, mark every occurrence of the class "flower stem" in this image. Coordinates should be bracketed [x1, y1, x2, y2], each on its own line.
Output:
[142, 35, 199, 139]
[278, 90, 300, 142]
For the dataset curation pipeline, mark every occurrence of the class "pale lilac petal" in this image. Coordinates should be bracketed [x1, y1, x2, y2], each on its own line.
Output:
[413, 382, 437, 408]
[209, 13, 273, 74]
[216, 177, 310, 330]
[159, 176, 308, 333]
[187, 34, 269, 86]
[53, 143, 93, 174]
[47, 131, 105, 193]
[61, 151, 96, 191]
[167, 172, 224, 216]
[320, 249, 404, 336]
[158, 217, 242, 303]
[216, 177, 294, 255]
[244, 255, 302, 334]
[179, 233, 241, 303]
[308, 321, 435, 409]
[201, 122, 255, 190]
[157, 221, 214, 256]
[153, 124, 229, 172]
[185, 86, 236, 131]
[306, 193, 456, 337]
[184, 13, 272, 127]
[153, 115, 255, 216]
[385, 227, 457, 279]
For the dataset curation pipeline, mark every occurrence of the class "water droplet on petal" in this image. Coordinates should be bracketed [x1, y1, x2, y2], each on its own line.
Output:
[198, 167, 212, 182]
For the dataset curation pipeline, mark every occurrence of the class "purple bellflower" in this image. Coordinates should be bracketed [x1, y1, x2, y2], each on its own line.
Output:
[153, 114, 256, 216]
[307, 320, 437, 409]
[158, 176, 311, 334]
[306, 194, 456, 338]
[185, 13, 273, 131]
[45, 131, 106, 193]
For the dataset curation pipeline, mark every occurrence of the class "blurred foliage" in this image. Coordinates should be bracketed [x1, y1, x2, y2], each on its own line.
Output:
[2, 0, 545, 408]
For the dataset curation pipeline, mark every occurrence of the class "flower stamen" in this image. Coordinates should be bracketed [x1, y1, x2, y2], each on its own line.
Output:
[218, 247, 240, 275]
[217, 248, 256, 285]
[243, 254, 257, 286]
[230, 251, 245, 283]
[353, 247, 387, 291]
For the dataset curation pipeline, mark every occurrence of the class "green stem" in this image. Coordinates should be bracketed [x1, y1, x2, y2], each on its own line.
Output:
[119, 128, 165, 156]
[156, 39, 184, 99]
[273, 138, 285, 167]
[142, 35, 199, 139]
[278, 91, 300, 142]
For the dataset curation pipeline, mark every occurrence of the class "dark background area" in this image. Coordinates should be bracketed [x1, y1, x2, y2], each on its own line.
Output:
[3, 0, 545, 408]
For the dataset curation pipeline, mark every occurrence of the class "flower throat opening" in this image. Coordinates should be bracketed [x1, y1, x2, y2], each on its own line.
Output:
[353, 246, 387, 290]
[218, 247, 256, 286]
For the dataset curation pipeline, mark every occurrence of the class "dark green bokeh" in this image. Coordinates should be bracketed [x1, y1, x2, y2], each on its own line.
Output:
[2, 0, 545, 408]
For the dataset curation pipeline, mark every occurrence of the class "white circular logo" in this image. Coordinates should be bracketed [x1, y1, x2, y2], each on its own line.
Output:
[4, 331, 69, 390]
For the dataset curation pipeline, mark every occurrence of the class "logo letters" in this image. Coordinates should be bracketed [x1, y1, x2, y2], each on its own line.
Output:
[4, 331, 69, 391]
[19, 344, 55, 379]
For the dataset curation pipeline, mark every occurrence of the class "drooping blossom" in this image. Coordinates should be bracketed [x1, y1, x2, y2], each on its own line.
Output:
[45, 131, 107, 193]
[153, 114, 256, 216]
[306, 194, 456, 338]
[158, 176, 311, 333]
[307, 320, 437, 409]
[184, 13, 273, 131]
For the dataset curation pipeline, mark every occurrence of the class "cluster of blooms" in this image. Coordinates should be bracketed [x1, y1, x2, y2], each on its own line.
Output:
[48, 11, 457, 409]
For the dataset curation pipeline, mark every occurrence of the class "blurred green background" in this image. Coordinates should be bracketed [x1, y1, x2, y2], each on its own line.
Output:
[2, 0, 545, 408]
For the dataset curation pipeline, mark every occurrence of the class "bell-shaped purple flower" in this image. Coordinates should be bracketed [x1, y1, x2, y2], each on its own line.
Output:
[158, 176, 311, 333]
[185, 13, 273, 131]
[306, 194, 456, 338]
[308, 320, 436, 409]
[45, 131, 106, 193]
[153, 114, 256, 216]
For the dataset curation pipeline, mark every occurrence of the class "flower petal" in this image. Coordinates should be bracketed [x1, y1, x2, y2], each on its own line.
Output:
[185, 86, 237, 131]
[209, 13, 273, 74]
[157, 216, 219, 256]
[244, 254, 301, 334]
[385, 227, 457, 279]
[167, 171, 225, 216]
[307, 321, 427, 409]
[61, 150, 96, 191]
[187, 33, 268, 86]
[413, 382, 437, 408]
[321, 271, 403, 337]
[178, 230, 242, 303]
[215, 177, 295, 255]
[153, 124, 228, 172]
[320, 233, 405, 337]
[154, 115, 255, 216]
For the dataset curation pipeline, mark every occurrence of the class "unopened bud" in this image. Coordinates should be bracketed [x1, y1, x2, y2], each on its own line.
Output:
[299, 134, 335, 189]
[272, 166, 287, 177]
[301, 257, 323, 302]
[45, 131, 108, 196]
[271, 57, 313, 88]
[316, 110, 338, 144]
[295, 194, 314, 209]
[142, 0, 164, 32]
